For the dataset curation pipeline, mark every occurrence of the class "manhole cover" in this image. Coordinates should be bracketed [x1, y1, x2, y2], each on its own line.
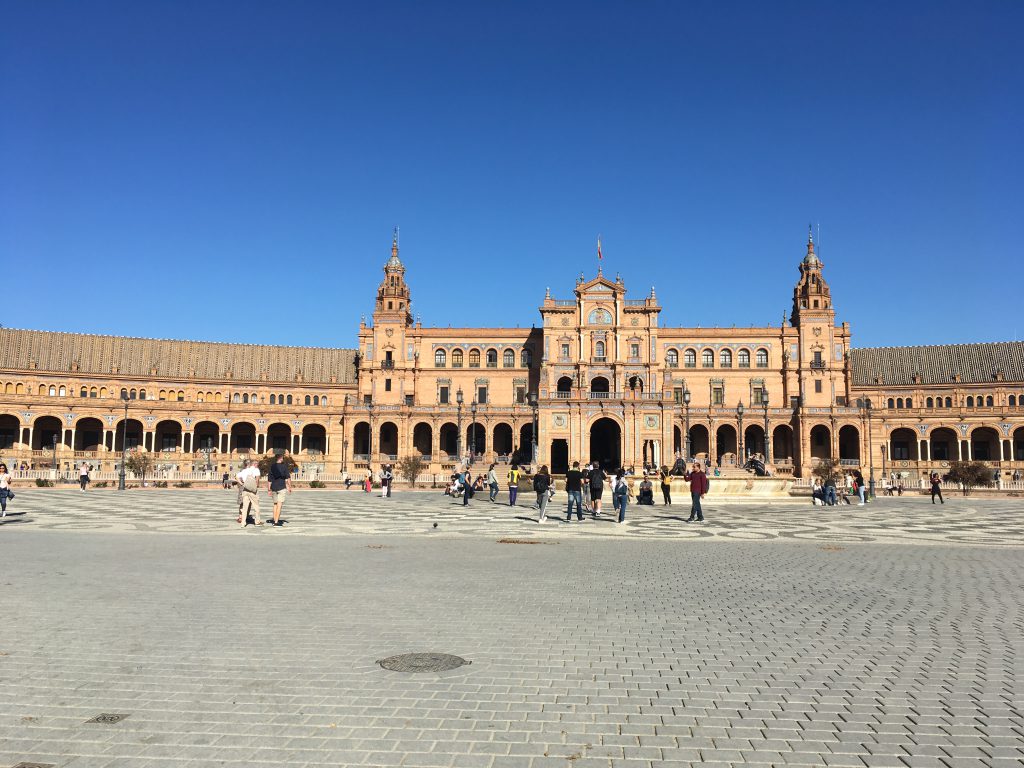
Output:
[85, 713, 131, 724]
[377, 653, 469, 673]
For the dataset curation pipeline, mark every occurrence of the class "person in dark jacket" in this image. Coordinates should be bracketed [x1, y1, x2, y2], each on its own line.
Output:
[684, 463, 708, 522]
[533, 465, 551, 523]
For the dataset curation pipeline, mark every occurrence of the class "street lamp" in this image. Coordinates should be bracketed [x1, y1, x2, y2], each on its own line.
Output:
[736, 400, 745, 465]
[366, 399, 374, 467]
[456, 388, 464, 462]
[118, 391, 129, 491]
[763, 391, 771, 464]
[865, 397, 876, 498]
[470, 398, 478, 466]
[52, 433, 59, 478]
[527, 391, 539, 467]
[683, 388, 692, 461]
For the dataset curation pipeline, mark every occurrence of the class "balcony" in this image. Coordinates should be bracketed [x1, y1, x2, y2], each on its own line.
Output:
[593, 356, 607, 364]
[380, 359, 395, 370]
[810, 360, 826, 369]
[486, 362, 497, 368]
[555, 391, 572, 399]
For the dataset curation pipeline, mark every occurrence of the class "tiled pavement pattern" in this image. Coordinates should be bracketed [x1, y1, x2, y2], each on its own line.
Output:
[0, 498, 1022, 768]
[2, 488, 1024, 547]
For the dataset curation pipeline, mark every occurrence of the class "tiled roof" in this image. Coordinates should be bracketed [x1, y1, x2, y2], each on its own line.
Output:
[0, 328, 357, 385]
[851, 341, 1024, 387]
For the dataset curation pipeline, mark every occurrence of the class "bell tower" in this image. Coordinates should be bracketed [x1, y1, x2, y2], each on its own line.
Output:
[791, 227, 833, 327]
[374, 228, 413, 327]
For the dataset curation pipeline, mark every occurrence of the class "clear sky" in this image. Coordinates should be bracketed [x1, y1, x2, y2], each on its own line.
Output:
[2, 1, 1021, 349]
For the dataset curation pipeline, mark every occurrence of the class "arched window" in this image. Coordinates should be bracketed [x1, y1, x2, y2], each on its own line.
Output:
[435, 349, 446, 367]
[944, 396, 952, 407]
[138, 389, 145, 400]
[270, 394, 276, 404]
[120, 388, 128, 399]
[242, 393, 249, 404]
[896, 398, 904, 409]
[49, 385, 57, 396]
[313, 395, 319, 405]
[684, 349, 696, 368]
[90, 387, 97, 398]
[985, 395, 993, 407]
[286, 395, 293, 405]
[595, 341, 605, 359]
[80, 386, 87, 398]
[322, 396, 328, 406]
[251, 393, 257, 403]
[304, 395, 311, 405]
[176, 391, 184, 402]
[500, 349, 513, 367]
[521, 349, 532, 367]
[756, 348, 769, 367]
[452, 349, 464, 368]
[702, 349, 714, 368]
[966, 396, 974, 407]
[159, 390, 167, 400]
[1010, 395, 1017, 407]
[58, 386, 66, 397]
[906, 398, 913, 408]
[468, 349, 481, 367]
[666, 349, 678, 367]
[486, 349, 497, 367]
[738, 349, 751, 368]
[129, 389, 136, 400]
[232, 393, 240, 403]
[720, 349, 732, 368]
[887, 398, 895, 408]
[926, 397, 933, 408]
[99, 387, 106, 398]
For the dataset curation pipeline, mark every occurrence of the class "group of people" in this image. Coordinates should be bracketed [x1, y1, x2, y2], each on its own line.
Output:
[811, 469, 868, 506]
[231, 455, 293, 527]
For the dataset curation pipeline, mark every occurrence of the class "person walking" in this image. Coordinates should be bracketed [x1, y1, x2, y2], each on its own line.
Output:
[486, 463, 499, 502]
[236, 459, 263, 527]
[267, 455, 292, 526]
[612, 468, 630, 523]
[659, 465, 672, 505]
[930, 472, 944, 504]
[853, 469, 867, 505]
[385, 464, 394, 497]
[581, 463, 592, 513]
[507, 463, 521, 506]
[589, 463, 606, 518]
[79, 462, 90, 491]
[234, 459, 251, 523]
[364, 469, 372, 493]
[565, 461, 584, 521]
[0, 463, 14, 518]
[684, 462, 708, 522]
[462, 467, 473, 506]
[533, 465, 551, 522]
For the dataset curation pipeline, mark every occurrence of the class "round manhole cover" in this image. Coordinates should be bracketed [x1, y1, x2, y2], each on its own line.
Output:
[377, 653, 469, 673]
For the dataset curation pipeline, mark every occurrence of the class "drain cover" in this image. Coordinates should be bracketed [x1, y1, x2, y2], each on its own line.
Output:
[85, 713, 130, 724]
[377, 653, 469, 673]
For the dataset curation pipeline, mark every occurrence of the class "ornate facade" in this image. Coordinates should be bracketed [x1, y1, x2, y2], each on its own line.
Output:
[2, 231, 1023, 482]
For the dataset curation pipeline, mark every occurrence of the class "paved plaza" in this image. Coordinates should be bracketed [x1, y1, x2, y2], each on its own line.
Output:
[0, 491, 1022, 768]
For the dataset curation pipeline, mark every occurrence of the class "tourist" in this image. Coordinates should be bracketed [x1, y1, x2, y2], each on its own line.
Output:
[364, 469, 372, 493]
[684, 462, 708, 522]
[507, 463, 521, 506]
[811, 480, 826, 506]
[267, 454, 291, 526]
[637, 476, 654, 505]
[486, 463, 499, 502]
[824, 475, 837, 506]
[461, 467, 473, 506]
[379, 464, 391, 498]
[236, 459, 262, 527]
[612, 469, 630, 523]
[221, 471, 230, 489]
[233, 459, 249, 521]
[589, 462, 607, 518]
[565, 461, 584, 521]
[853, 469, 866, 505]
[533, 464, 551, 523]
[0, 463, 13, 518]
[659, 465, 672, 505]
[930, 472, 944, 504]
[79, 462, 90, 491]
[581, 462, 592, 512]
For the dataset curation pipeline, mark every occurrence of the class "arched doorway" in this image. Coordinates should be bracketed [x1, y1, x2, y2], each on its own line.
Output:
[627, 376, 644, 397]
[550, 439, 569, 474]
[930, 427, 958, 461]
[809, 425, 832, 460]
[0, 414, 19, 450]
[744, 425, 765, 460]
[556, 376, 572, 396]
[1013, 427, 1024, 461]
[466, 422, 485, 458]
[32, 416, 63, 451]
[970, 427, 999, 462]
[589, 418, 621, 470]
[231, 422, 257, 454]
[439, 422, 458, 458]
[193, 421, 219, 453]
[838, 425, 860, 461]
[772, 424, 794, 463]
[412, 422, 432, 458]
[114, 418, 143, 452]
[673, 425, 682, 455]
[715, 424, 737, 465]
[74, 417, 104, 451]
[352, 422, 370, 458]
[889, 427, 918, 460]
[689, 424, 709, 459]
[590, 376, 609, 398]
[155, 420, 181, 455]
[302, 424, 326, 456]
[266, 422, 291, 454]
[378, 422, 399, 459]
[518, 423, 534, 463]
[493, 423, 513, 457]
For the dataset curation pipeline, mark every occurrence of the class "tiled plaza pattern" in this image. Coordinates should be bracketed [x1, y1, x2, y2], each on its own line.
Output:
[0, 492, 1022, 768]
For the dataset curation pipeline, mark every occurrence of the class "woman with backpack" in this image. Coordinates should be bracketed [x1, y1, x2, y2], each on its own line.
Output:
[507, 463, 521, 506]
[589, 464, 606, 518]
[533, 465, 551, 523]
[612, 468, 631, 523]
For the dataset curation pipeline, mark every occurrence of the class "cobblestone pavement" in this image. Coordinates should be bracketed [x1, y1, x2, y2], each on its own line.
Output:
[1, 488, 1024, 547]
[1, 497, 1022, 768]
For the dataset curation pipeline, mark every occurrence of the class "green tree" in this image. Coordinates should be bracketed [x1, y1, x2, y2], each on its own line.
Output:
[945, 460, 993, 496]
[812, 457, 842, 486]
[124, 451, 155, 485]
[396, 455, 426, 487]
[258, 453, 297, 477]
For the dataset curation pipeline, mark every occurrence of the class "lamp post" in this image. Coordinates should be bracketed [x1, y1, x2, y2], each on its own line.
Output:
[366, 399, 374, 468]
[52, 433, 59, 478]
[683, 388, 692, 461]
[118, 391, 129, 491]
[528, 391, 539, 468]
[456, 388, 464, 462]
[763, 392, 771, 464]
[865, 397, 876, 498]
[736, 401, 745, 465]
[470, 398, 478, 466]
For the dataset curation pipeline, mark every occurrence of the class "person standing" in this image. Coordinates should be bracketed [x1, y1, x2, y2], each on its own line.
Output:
[659, 465, 672, 505]
[507, 463, 521, 506]
[684, 463, 708, 522]
[930, 472, 944, 504]
[853, 469, 867, 505]
[236, 460, 263, 527]
[0, 463, 14, 518]
[364, 469, 372, 493]
[565, 461, 584, 521]
[533, 464, 551, 523]
[612, 468, 630, 523]
[462, 466, 473, 506]
[79, 462, 90, 492]
[386, 464, 394, 497]
[824, 475, 837, 506]
[589, 463, 606, 518]
[267, 455, 292, 526]
[234, 459, 250, 523]
[581, 463, 592, 513]
[486, 463, 499, 502]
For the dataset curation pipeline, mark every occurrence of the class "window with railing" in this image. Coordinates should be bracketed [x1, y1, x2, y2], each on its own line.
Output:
[756, 349, 769, 367]
[738, 349, 750, 368]
[503, 349, 515, 367]
[720, 350, 732, 368]
[666, 349, 678, 368]
[486, 349, 498, 368]
[452, 350, 463, 368]
[702, 350, 714, 368]
[684, 349, 696, 368]
[435, 350, 446, 367]
[469, 349, 481, 368]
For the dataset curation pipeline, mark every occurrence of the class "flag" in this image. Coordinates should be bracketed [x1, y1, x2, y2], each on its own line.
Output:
[597, 236, 602, 262]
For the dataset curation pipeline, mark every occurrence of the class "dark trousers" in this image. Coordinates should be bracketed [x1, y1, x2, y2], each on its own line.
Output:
[566, 490, 583, 520]
[931, 486, 944, 503]
[689, 492, 703, 520]
[508, 485, 517, 506]
[463, 485, 471, 505]
[661, 485, 671, 504]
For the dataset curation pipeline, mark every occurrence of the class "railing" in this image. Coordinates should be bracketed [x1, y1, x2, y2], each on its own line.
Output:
[810, 360, 826, 369]
[625, 299, 647, 306]
[589, 391, 612, 399]
[486, 362, 497, 368]
[593, 356, 607, 363]
[555, 391, 571, 399]
[380, 360, 395, 370]
[550, 299, 575, 306]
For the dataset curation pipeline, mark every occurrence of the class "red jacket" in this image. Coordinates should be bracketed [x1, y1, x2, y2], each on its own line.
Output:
[684, 470, 709, 494]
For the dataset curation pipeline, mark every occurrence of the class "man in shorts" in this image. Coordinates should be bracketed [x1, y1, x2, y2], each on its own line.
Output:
[236, 459, 263, 527]
[267, 454, 292, 527]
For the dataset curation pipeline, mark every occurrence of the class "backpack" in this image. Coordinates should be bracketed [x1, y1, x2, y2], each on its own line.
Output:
[533, 474, 549, 492]
[701, 474, 710, 494]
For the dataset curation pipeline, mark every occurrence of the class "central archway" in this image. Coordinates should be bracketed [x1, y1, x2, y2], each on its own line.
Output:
[589, 417, 621, 471]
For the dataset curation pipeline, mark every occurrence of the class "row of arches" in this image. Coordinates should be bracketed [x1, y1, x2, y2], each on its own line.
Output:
[350, 420, 532, 463]
[2, 383, 333, 406]
[434, 348, 532, 368]
[887, 395, 1024, 409]
[665, 347, 769, 369]
[887, 426, 1024, 462]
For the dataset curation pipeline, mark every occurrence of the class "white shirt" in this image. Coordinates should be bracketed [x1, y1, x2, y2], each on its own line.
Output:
[236, 466, 260, 487]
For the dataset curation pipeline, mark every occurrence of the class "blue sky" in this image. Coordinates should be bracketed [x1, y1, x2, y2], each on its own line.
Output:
[2, 1, 1021, 348]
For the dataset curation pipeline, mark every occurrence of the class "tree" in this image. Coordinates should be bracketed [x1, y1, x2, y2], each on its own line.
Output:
[946, 460, 993, 496]
[258, 453, 297, 477]
[812, 457, 842, 486]
[396, 455, 426, 488]
[124, 450, 155, 485]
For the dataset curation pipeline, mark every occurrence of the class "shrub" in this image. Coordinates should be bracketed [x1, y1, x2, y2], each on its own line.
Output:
[34, 478, 54, 487]
[94, 481, 108, 488]
[173, 481, 192, 488]
[258, 453, 298, 476]
[124, 451, 155, 485]
[946, 460, 994, 496]
[154, 481, 168, 488]
[811, 458, 843, 486]
[396, 455, 426, 487]
[309, 480, 326, 488]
